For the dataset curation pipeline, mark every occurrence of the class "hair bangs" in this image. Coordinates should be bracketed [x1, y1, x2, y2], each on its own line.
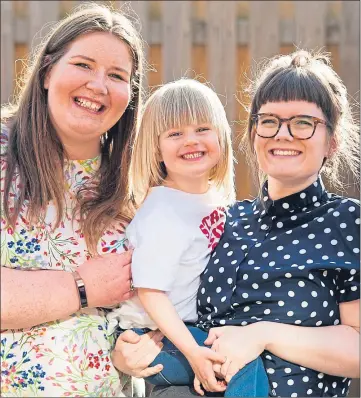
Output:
[153, 82, 224, 136]
[254, 69, 332, 121]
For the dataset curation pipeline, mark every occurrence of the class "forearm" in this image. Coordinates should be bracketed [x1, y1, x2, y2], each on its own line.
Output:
[1, 266, 80, 329]
[260, 321, 359, 378]
[138, 288, 198, 356]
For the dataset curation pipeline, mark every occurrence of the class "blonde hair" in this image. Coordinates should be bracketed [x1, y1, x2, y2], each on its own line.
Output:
[128, 79, 235, 209]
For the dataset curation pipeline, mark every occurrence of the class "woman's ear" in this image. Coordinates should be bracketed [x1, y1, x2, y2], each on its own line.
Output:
[44, 70, 51, 90]
[327, 136, 338, 159]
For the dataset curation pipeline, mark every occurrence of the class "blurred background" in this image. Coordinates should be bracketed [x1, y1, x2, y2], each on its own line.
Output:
[1, 0, 360, 201]
[0, 1, 360, 395]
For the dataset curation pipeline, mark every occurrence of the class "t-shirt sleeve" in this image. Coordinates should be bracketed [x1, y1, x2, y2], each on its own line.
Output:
[337, 199, 360, 303]
[126, 194, 191, 291]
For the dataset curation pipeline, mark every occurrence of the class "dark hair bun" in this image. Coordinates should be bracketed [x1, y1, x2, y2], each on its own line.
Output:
[291, 50, 312, 67]
[291, 50, 331, 67]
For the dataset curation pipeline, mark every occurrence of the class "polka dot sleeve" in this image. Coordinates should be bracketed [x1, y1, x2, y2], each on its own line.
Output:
[337, 199, 360, 303]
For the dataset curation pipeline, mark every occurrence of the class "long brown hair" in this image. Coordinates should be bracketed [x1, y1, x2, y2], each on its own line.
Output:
[1, 2, 144, 253]
[241, 49, 360, 193]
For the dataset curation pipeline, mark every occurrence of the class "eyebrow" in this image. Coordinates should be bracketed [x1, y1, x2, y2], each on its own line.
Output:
[70, 55, 131, 76]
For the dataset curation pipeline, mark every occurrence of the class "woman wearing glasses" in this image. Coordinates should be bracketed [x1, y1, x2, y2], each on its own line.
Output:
[112, 50, 360, 397]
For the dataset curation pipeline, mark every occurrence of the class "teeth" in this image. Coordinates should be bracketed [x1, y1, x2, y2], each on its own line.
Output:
[75, 98, 102, 112]
[273, 150, 300, 156]
[182, 152, 203, 159]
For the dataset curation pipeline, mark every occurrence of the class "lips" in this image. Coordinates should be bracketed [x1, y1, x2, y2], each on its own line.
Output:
[73, 96, 106, 113]
[270, 149, 302, 156]
[181, 151, 205, 160]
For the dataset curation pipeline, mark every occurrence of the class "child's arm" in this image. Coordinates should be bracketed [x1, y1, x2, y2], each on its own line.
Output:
[138, 288, 226, 395]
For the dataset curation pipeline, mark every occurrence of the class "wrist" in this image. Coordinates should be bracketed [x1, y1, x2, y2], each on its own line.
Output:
[72, 270, 89, 310]
[253, 321, 273, 350]
[180, 340, 200, 358]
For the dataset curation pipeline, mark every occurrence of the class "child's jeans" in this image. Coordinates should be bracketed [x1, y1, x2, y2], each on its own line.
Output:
[125, 326, 269, 397]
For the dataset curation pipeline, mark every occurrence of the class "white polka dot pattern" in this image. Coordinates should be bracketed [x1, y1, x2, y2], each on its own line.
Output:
[196, 178, 359, 397]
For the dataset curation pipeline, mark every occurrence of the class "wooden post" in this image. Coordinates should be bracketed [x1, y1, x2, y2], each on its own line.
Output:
[340, 1, 360, 108]
[127, 1, 150, 93]
[162, 1, 192, 83]
[207, 1, 237, 121]
[1, 1, 14, 103]
[28, 1, 60, 49]
[339, 1, 360, 200]
[294, 1, 326, 50]
[249, 1, 280, 61]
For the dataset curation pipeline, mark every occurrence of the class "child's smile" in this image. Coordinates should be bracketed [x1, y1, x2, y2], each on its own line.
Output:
[159, 124, 221, 193]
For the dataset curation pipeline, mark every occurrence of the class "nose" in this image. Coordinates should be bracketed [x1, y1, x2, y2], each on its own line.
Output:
[184, 130, 199, 146]
[85, 71, 108, 95]
[274, 122, 293, 141]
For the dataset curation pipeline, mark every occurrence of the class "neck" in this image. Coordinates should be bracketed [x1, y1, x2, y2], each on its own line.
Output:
[63, 140, 101, 160]
[164, 175, 209, 194]
[267, 174, 319, 200]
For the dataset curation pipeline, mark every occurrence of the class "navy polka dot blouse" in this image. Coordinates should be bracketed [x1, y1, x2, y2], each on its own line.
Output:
[196, 177, 360, 397]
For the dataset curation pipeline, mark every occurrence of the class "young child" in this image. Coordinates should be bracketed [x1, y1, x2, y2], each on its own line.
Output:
[108, 79, 269, 396]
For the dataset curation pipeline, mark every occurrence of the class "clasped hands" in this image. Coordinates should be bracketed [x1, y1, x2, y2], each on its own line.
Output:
[191, 323, 266, 395]
[112, 323, 267, 396]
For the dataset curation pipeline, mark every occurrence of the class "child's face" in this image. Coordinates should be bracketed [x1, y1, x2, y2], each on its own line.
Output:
[159, 123, 221, 191]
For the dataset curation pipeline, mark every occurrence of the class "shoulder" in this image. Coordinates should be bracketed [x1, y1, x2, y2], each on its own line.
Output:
[132, 187, 185, 224]
[226, 198, 255, 218]
[324, 193, 360, 219]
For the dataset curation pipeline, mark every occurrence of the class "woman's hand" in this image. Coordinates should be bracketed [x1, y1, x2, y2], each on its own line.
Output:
[204, 323, 267, 383]
[111, 329, 164, 378]
[77, 251, 135, 308]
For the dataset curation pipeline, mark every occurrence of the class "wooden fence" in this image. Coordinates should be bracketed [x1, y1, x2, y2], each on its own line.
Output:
[1, 0, 360, 199]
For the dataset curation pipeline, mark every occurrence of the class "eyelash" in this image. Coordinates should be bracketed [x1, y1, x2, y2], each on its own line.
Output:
[168, 127, 210, 138]
[74, 63, 125, 81]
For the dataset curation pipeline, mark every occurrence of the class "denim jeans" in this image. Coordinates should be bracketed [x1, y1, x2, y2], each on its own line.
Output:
[129, 326, 269, 397]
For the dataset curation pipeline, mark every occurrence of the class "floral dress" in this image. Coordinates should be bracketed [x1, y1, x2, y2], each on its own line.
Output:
[0, 131, 136, 397]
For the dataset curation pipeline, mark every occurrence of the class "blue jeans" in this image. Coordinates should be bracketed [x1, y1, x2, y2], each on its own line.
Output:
[130, 326, 269, 397]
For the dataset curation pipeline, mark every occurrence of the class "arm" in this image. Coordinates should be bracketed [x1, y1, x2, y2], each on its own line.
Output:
[1, 252, 134, 329]
[138, 288, 226, 394]
[138, 288, 200, 356]
[263, 299, 360, 378]
[1, 266, 79, 329]
[206, 299, 360, 380]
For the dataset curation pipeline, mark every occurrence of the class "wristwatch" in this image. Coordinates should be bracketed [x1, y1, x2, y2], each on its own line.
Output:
[72, 270, 88, 309]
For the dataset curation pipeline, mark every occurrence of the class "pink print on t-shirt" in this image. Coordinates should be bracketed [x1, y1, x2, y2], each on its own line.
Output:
[199, 207, 226, 251]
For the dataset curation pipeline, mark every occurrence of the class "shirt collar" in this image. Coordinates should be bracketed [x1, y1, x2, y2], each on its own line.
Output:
[255, 176, 328, 218]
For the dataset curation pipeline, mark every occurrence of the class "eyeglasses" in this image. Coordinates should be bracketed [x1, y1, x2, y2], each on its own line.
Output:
[252, 113, 331, 140]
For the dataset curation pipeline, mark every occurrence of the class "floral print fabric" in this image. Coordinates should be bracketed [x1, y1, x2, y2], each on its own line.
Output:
[0, 131, 132, 397]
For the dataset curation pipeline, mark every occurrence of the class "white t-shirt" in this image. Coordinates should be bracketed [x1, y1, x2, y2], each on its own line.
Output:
[107, 186, 226, 330]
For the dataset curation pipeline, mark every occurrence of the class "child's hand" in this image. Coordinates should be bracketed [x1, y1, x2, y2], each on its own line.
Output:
[213, 356, 243, 384]
[186, 346, 227, 396]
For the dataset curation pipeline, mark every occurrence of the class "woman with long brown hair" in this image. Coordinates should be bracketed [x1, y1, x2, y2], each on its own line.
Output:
[0, 3, 160, 396]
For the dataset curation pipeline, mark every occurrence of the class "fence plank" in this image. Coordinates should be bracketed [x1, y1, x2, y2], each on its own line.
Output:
[249, 1, 280, 62]
[207, 1, 237, 120]
[1, 1, 14, 103]
[340, 1, 360, 107]
[162, 1, 192, 83]
[127, 1, 150, 92]
[295, 1, 326, 49]
[28, 1, 60, 49]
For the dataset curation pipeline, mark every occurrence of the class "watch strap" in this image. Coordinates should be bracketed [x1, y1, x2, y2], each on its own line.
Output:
[72, 270, 88, 309]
